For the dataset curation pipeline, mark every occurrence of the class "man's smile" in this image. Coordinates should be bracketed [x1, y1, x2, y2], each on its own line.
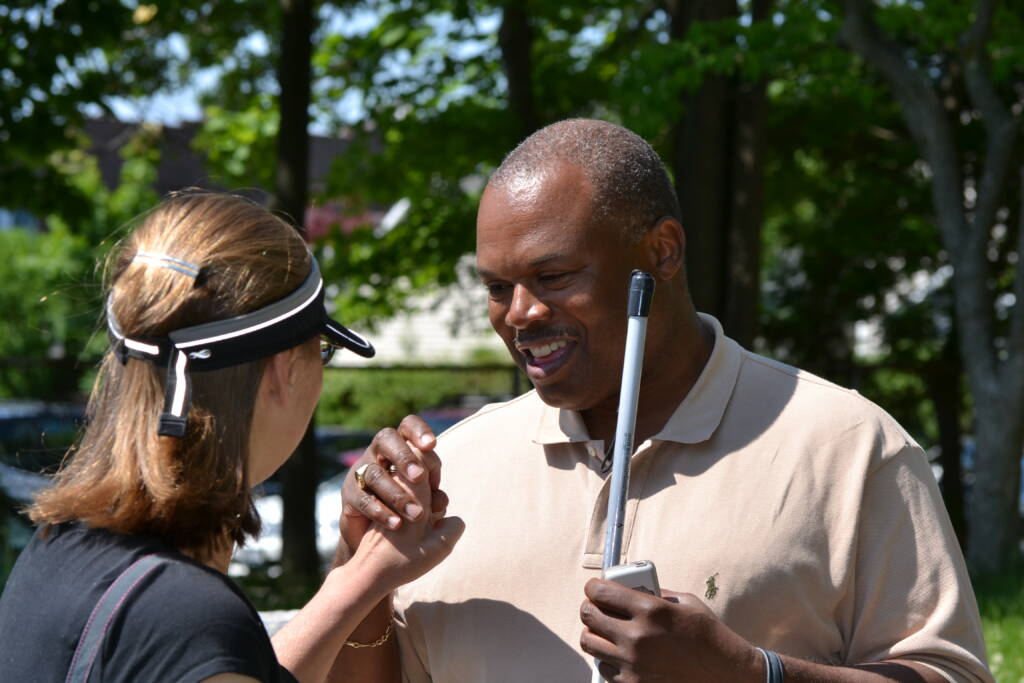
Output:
[516, 338, 577, 381]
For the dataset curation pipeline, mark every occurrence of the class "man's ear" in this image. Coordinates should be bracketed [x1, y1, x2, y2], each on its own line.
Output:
[644, 217, 685, 281]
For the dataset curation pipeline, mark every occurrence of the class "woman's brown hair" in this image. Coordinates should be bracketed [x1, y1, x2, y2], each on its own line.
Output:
[30, 191, 311, 561]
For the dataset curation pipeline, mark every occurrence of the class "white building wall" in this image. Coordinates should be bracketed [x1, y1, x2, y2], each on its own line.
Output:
[335, 262, 508, 366]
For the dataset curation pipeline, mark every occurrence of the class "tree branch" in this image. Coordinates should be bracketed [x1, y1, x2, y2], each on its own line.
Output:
[752, 0, 773, 22]
[497, 0, 539, 137]
[605, 3, 661, 55]
[960, 0, 1017, 255]
[959, 0, 1018, 395]
[837, 1, 966, 253]
[961, 0, 998, 56]
[837, 0, 997, 387]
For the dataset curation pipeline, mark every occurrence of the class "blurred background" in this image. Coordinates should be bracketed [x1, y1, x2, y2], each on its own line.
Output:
[0, 0, 1021, 673]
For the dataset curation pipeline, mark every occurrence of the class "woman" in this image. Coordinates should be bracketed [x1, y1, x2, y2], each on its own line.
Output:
[0, 191, 462, 682]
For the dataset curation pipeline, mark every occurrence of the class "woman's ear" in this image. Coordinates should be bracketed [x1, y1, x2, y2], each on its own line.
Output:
[259, 347, 300, 407]
[643, 217, 685, 281]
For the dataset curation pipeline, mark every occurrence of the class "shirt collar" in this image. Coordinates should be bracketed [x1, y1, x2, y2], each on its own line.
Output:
[533, 397, 591, 445]
[532, 313, 742, 446]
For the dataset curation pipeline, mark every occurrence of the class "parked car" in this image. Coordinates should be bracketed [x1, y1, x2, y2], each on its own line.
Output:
[232, 469, 349, 571]
[315, 425, 375, 473]
[253, 426, 374, 498]
[0, 401, 83, 582]
[0, 401, 84, 474]
[0, 462, 50, 567]
[419, 406, 476, 435]
[232, 426, 374, 571]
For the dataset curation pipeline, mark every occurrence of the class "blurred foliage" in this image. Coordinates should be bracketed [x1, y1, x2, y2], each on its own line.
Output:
[316, 364, 517, 429]
[0, 0, 1022, 569]
[0, 225, 92, 398]
[234, 564, 319, 613]
[3, 0, 1022, 353]
[0, 122, 160, 398]
[194, 100, 279, 190]
[974, 563, 1024, 680]
[0, 0, 275, 225]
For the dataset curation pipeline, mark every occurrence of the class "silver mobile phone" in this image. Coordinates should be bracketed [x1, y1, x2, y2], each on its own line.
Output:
[603, 560, 660, 596]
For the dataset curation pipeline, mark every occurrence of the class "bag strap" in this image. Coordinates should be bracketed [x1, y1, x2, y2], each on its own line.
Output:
[65, 553, 169, 683]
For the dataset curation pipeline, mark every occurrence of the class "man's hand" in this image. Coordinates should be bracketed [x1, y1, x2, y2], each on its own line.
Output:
[580, 580, 949, 682]
[580, 578, 762, 683]
[338, 415, 448, 557]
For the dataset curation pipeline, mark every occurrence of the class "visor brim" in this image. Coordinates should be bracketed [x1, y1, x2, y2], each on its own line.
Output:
[323, 318, 375, 358]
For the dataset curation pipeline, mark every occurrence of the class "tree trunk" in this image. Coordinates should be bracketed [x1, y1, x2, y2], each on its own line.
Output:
[272, 0, 321, 584]
[969, 400, 1023, 571]
[667, 0, 769, 349]
[922, 340, 967, 547]
[838, 0, 1024, 574]
[498, 0, 539, 138]
[723, 65, 768, 348]
[668, 0, 731, 322]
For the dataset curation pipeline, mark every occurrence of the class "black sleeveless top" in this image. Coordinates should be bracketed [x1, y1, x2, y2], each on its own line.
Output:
[0, 523, 298, 682]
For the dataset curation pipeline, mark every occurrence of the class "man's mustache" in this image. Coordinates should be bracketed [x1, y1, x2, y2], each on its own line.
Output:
[513, 326, 577, 346]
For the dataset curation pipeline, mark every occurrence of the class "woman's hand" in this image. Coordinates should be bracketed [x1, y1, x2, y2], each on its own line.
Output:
[348, 452, 464, 591]
[338, 415, 448, 557]
[274, 465, 462, 683]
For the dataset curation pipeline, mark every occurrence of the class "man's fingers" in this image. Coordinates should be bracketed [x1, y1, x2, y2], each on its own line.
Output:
[362, 461, 425, 521]
[580, 626, 618, 659]
[579, 627, 625, 676]
[580, 597, 631, 643]
[371, 428, 427, 482]
[347, 489, 402, 530]
[596, 659, 622, 683]
[584, 578, 656, 617]
[427, 489, 449, 525]
[430, 488, 449, 514]
[397, 414, 437, 454]
[397, 416, 443, 488]
[417, 447, 442, 490]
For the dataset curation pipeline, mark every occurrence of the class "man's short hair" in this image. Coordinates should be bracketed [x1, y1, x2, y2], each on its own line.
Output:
[488, 119, 681, 242]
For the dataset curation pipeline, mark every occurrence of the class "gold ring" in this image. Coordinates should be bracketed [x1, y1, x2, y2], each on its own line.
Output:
[355, 463, 370, 490]
[388, 464, 398, 475]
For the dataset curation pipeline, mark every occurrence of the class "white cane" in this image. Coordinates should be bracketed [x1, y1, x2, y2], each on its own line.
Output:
[591, 270, 655, 683]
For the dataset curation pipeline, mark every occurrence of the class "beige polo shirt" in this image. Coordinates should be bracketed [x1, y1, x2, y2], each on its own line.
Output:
[393, 315, 991, 682]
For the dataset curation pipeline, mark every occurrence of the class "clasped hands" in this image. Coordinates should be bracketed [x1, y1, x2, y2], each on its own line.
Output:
[336, 414, 463, 591]
[339, 415, 764, 682]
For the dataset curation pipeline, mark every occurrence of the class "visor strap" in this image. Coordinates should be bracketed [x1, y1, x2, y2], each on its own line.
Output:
[114, 339, 129, 365]
[158, 348, 191, 438]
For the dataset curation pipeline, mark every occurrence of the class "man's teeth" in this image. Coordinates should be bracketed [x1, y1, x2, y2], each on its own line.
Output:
[531, 340, 568, 358]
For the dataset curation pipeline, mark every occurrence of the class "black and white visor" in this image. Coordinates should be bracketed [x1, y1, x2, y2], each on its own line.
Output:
[107, 257, 374, 437]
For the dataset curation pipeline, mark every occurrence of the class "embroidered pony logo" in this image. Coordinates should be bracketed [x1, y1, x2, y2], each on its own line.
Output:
[705, 573, 720, 600]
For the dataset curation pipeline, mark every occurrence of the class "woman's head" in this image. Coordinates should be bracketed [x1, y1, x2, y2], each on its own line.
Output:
[31, 191, 319, 559]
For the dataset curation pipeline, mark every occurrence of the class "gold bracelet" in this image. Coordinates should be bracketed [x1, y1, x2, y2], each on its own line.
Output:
[344, 621, 393, 648]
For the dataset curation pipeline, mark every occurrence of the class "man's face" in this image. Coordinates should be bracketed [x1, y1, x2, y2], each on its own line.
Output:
[476, 162, 641, 412]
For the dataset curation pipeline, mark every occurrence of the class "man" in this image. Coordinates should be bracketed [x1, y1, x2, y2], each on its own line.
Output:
[339, 119, 992, 682]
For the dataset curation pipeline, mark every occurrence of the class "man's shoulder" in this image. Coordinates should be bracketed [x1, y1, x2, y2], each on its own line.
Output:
[435, 391, 543, 445]
[734, 347, 918, 453]
[740, 349, 859, 400]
